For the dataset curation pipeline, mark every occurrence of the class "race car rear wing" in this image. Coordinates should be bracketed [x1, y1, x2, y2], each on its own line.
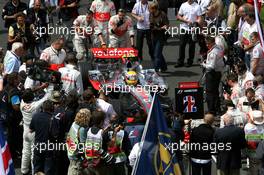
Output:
[91, 48, 138, 59]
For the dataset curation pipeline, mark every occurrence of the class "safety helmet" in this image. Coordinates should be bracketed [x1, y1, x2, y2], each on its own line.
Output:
[125, 71, 138, 86]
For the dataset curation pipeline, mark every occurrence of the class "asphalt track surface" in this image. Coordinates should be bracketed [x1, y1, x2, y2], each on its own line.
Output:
[0, 0, 248, 174]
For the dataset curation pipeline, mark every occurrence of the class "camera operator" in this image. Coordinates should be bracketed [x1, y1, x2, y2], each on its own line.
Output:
[108, 9, 135, 48]
[58, 52, 83, 95]
[201, 36, 225, 115]
[25, 0, 49, 57]
[2, 0, 28, 29]
[249, 32, 264, 76]
[176, 0, 202, 67]
[7, 12, 32, 51]
[224, 73, 241, 106]
[20, 88, 52, 175]
[40, 37, 66, 71]
[234, 61, 254, 97]
[24, 59, 50, 95]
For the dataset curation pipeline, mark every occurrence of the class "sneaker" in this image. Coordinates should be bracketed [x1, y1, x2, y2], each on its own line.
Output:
[174, 63, 184, 68]
[185, 63, 193, 67]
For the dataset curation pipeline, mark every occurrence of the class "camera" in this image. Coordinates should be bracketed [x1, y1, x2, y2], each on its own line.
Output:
[222, 82, 232, 95]
[97, 149, 116, 164]
[27, 60, 61, 85]
[117, 19, 124, 27]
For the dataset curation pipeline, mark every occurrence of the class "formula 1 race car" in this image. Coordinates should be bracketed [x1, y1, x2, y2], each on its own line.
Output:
[79, 47, 170, 120]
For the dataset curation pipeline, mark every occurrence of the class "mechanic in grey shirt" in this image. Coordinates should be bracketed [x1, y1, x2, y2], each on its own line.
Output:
[201, 36, 225, 114]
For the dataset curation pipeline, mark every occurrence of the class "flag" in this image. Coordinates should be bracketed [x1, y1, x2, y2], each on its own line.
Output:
[132, 93, 182, 175]
[253, 0, 264, 52]
[0, 127, 15, 175]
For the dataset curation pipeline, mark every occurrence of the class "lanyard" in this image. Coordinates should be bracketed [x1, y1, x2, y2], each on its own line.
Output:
[139, 2, 148, 15]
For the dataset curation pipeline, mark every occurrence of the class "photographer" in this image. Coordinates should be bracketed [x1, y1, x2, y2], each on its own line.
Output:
[7, 12, 32, 51]
[58, 53, 83, 95]
[84, 110, 116, 175]
[108, 9, 135, 48]
[254, 75, 264, 101]
[25, 0, 49, 57]
[201, 36, 225, 115]
[106, 115, 129, 175]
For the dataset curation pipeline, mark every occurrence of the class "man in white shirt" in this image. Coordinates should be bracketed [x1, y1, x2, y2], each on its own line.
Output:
[3, 42, 24, 75]
[238, 12, 258, 69]
[176, 0, 202, 67]
[58, 53, 83, 95]
[96, 92, 117, 128]
[40, 37, 66, 71]
[201, 36, 225, 114]
[254, 76, 264, 101]
[224, 73, 241, 106]
[250, 32, 264, 76]
[131, 0, 154, 60]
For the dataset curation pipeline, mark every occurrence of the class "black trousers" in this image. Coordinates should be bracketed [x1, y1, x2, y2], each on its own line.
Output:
[33, 151, 55, 175]
[191, 161, 211, 175]
[178, 33, 196, 65]
[205, 71, 222, 114]
[136, 29, 154, 60]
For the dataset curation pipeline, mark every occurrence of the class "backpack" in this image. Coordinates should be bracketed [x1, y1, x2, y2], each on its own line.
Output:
[49, 112, 64, 142]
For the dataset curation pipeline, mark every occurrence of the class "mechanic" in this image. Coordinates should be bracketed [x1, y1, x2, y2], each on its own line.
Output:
[224, 73, 241, 106]
[58, 52, 84, 95]
[2, 0, 28, 29]
[254, 75, 264, 101]
[25, 0, 49, 57]
[73, 10, 106, 61]
[90, 0, 116, 47]
[108, 9, 135, 48]
[131, 0, 154, 61]
[249, 32, 264, 76]
[40, 37, 66, 71]
[201, 36, 225, 115]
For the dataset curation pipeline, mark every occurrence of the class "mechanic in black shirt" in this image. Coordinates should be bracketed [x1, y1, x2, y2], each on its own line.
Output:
[30, 100, 55, 175]
[2, 0, 28, 28]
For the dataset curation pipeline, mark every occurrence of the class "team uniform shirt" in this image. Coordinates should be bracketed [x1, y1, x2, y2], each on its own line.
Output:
[73, 15, 101, 40]
[230, 83, 241, 105]
[251, 43, 264, 76]
[238, 71, 255, 97]
[203, 45, 225, 72]
[3, 50, 21, 74]
[40, 46, 66, 64]
[132, 2, 150, 30]
[240, 21, 258, 53]
[58, 64, 83, 95]
[109, 15, 134, 37]
[90, 0, 116, 45]
[178, 2, 202, 31]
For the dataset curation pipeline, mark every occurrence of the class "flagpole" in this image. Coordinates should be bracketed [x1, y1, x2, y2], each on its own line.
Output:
[131, 92, 157, 175]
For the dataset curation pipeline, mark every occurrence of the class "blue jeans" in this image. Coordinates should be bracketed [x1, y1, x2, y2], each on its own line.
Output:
[152, 38, 167, 70]
[244, 53, 251, 70]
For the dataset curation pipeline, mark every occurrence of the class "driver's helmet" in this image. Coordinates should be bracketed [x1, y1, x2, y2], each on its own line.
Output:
[125, 70, 138, 86]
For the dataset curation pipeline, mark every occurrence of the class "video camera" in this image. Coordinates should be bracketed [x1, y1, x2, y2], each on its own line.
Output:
[27, 60, 61, 85]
